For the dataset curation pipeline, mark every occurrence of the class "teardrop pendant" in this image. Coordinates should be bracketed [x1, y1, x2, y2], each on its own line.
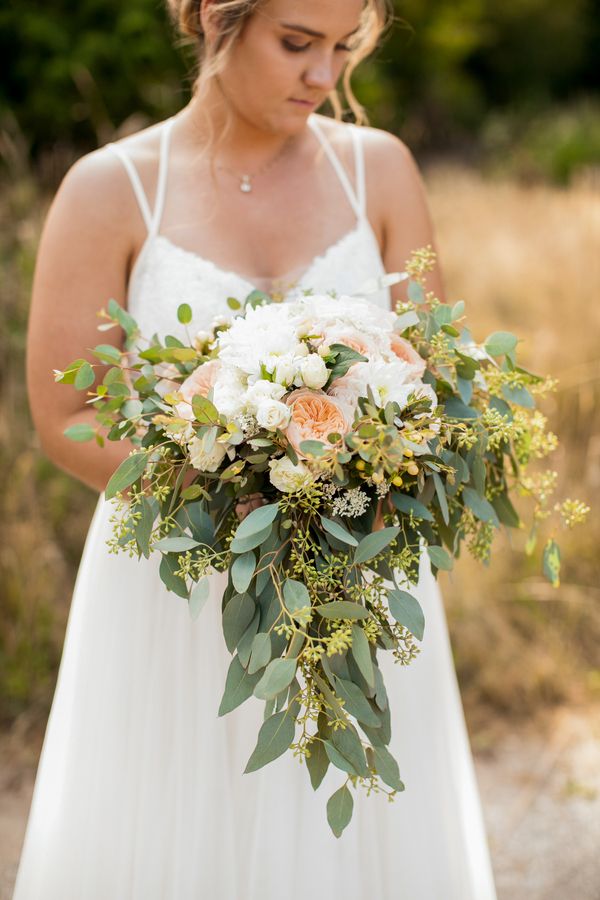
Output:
[240, 175, 252, 193]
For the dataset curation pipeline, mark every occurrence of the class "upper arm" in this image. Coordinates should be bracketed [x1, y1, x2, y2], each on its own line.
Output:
[365, 129, 446, 306]
[27, 149, 135, 446]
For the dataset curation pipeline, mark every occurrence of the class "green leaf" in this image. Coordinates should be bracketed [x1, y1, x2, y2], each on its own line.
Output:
[315, 601, 369, 620]
[63, 423, 95, 442]
[501, 384, 535, 408]
[159, 554, 189, 599]
[218, 655, 262, 716]
[350, 625, 375, 689]
[407, 281, 425, 303]
[177, 302, 192, 324]
[231, 551, 256, 593]
[283, 579, 311, 618]
[331, 724, 369, 777]
[324, 741, 357, 775]
[388, 589, 425, 641]
[233, 502, 280, 541]
[353, 527, 400, 565]
[427, 545, 453, 571]
[74, 361, 95, 390]
[154, 536, 200, 552]
[492, 492, 521, 528]
[191, 394, 219, 424]
[306, 738, 330, 791]
[134, 497, 154, 557]
[244, 710, 295, 773]
[181, 484, 205, 501]
[327, 785, 354, 838]
[372, 745, 404, 792]
[462, 487, 500, 527]
[189, 578, 210, 620]
[222, 593, 256, 653]
[327, 343, 368, 382]
[332, 677, 380, 727]
[105, 452, 148, 500]
[230, 524, 273, 554]
[254, 657, 298, 701]
[248, 632, 273, 675]
[484, 331, 518, 357]
[321, 516, 359, 547]
[92, 344, 122, 365]
[444, 396, 478, 420]
[543, 539, 561, 588]
[432, 472, 449, 526]
[299, 439, 327, 457]
[391, 492, 434, 522]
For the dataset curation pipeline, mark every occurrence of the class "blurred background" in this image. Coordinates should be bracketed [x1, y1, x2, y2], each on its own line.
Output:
[1, 1, 599, 897]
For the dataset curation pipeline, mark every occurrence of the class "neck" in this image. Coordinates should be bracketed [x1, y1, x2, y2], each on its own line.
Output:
[179, 87, 308, 170]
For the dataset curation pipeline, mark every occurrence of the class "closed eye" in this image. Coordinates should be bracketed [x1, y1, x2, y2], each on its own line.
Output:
[282, 39, 352, 53]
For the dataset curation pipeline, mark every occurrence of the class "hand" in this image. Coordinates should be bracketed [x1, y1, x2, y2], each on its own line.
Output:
[373, 495, 394, 531]
[235, 493, 266, 522]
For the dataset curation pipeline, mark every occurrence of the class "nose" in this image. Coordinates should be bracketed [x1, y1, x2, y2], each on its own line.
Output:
[303, 54, 337, 93]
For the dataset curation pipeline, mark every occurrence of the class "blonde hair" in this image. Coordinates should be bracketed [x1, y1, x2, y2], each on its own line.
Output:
[166, 0, 392, 145]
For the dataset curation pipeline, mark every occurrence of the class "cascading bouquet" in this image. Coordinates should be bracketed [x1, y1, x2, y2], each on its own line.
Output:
[55, 247, 587, 837]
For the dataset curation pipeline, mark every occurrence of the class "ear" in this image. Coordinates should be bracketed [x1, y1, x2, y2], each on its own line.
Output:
[199, 0, 219, 43]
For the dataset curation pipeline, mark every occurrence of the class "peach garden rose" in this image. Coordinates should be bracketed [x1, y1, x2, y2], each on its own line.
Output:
[284, 388, 349, 457]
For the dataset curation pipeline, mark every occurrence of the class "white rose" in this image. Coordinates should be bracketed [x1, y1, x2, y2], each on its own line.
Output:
[255, 399, 291, 431]
[299, 354, 329, 390]
[268, 457, 315, 493]
[188, 434, 227, 472]
[272, 356, 296, 387]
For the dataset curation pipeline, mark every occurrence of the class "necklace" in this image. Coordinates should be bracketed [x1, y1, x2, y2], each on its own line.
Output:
[215, 135, 295, 194]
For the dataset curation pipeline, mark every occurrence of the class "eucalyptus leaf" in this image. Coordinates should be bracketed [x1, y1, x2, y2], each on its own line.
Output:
[350, 624, 375, 689]
[306, 737, 330, 791]
[484, 331, 518, 357]
[543, 538, 561, 588]
[254, 657, 298, 701]
[331, 724, 369, 777]
[327, 785, 354, 838]
[248, 632, 273, 675]
[218, 655, 262, 716]
[391, 492, 434, 522]
[283, 579, 311, 618]
[372, 745, 405, 792]
[154, 536, 200, 552]
[332, 676, 380, 727]
[105, 451, 148, 500]
[321, 516, 359, 547]
[189, 577, 210, 621]
[353, 527, 400, 565]
[244, 710, 295, 773]
[427, 545, 453, 571]
[233, 502, 279, 541]
[315, 601, 369, 620]
[64, 423, 95, 442]
[462, 487, 500, 527]
[222, 593, 256, 653]
[230, 524, 273, 554]
[231, 551, 256, 593]
[388, 589, 425, 641]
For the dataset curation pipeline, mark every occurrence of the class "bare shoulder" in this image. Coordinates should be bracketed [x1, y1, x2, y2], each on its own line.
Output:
[52, 118, 167, 245]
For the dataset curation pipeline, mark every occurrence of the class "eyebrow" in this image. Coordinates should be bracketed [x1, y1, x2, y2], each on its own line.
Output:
[279, 22, 360, 39]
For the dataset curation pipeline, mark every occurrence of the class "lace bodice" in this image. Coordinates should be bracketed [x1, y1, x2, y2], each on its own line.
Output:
[106, 114, 391, 339]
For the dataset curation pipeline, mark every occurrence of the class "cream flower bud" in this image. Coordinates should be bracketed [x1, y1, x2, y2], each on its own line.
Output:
[255, 399, 291, 432]
[188, 434, 227, 472]
[299, 354, 329, 390]
[268, 457, 314, 493]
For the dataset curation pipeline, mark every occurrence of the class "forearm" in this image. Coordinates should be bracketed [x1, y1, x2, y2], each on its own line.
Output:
[39, 407, 136, 495]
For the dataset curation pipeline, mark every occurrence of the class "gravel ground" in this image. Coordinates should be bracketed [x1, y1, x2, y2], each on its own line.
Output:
[1, 705, 599, 900]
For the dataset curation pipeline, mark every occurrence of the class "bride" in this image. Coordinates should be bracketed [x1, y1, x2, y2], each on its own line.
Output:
[16, 1, 498, 897]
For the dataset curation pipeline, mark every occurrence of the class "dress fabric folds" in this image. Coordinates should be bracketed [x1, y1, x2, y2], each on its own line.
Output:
[13, 113, 497, 900]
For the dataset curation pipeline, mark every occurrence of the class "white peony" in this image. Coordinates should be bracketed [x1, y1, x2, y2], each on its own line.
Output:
[245, 379, 287, 412]
[299, 354, 329, 390]
[268, 457, 314, 493]
[255, 399, 291, 431]
[188, 433, 227, 472]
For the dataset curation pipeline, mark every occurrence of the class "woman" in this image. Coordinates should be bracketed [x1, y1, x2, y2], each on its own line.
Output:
[16, 1, 497, 897]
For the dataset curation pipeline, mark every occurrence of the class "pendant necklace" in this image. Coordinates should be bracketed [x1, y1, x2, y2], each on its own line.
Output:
[215, 135, 295, 194]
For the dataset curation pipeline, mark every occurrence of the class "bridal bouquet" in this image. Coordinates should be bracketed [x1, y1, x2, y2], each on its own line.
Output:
[55, 247, 586, 836]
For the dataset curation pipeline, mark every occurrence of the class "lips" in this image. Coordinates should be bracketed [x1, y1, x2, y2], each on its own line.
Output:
[289, 98, 318, 107]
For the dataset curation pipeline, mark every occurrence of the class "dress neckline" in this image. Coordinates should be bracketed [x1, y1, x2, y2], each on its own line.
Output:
[129, 217, 381, 299]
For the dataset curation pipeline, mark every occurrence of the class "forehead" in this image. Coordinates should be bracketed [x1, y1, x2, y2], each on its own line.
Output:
[257, 0, 364, 35]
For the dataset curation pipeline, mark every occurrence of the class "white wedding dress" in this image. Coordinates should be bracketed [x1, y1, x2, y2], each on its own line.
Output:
[13, 114, 497, 899]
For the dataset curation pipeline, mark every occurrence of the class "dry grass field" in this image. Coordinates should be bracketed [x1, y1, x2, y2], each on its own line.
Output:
[1, 159, 599, 897]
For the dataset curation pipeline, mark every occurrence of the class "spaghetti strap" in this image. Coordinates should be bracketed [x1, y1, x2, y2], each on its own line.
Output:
[105, 117, 175, 236]
[308, 115, 365, 220]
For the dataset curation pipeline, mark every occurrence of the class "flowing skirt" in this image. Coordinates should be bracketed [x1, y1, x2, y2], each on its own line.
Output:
[12, 495, 497, 899]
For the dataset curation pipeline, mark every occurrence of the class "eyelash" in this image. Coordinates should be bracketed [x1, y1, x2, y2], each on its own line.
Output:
[282, 39, 352, 54]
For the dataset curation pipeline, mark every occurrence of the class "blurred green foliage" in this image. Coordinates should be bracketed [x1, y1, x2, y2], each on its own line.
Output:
[1, 0, 599, 170]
